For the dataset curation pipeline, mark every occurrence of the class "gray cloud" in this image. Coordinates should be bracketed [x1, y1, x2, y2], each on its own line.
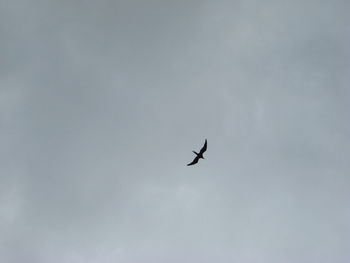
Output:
[1, 0, 349, 262]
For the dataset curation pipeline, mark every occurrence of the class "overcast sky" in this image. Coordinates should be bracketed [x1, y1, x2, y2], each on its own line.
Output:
[1, 0, 350, 262]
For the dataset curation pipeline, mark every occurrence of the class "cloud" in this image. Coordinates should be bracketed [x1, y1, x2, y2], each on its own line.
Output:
[1, 0, 349, 262]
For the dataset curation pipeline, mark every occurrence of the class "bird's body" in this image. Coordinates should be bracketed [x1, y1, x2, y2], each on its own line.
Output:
[187, 139, 207, 166]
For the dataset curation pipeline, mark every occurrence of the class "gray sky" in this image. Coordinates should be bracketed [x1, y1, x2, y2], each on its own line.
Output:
[1, 0, 350, 262]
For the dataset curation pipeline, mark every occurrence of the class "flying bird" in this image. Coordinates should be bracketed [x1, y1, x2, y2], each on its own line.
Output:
[187, 139, 207, 166]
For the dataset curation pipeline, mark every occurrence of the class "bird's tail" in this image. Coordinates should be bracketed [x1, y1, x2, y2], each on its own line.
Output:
[192, 151, 199, 155]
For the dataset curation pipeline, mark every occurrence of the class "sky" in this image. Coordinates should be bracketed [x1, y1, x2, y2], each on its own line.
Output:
[1, 0, 350, 262]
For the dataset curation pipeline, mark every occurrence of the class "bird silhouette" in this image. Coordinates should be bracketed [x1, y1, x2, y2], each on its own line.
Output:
[187, 139, 207, 166]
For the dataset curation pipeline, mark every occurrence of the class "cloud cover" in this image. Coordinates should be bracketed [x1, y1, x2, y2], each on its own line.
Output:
[1, 0, 349, 262]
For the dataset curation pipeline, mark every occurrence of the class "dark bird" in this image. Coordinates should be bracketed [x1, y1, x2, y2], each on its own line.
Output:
[187, 139, 207, 166]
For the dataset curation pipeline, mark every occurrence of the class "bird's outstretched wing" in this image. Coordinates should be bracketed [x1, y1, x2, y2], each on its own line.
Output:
[199, 139, 207, 155]
[187, 155, 200, 166]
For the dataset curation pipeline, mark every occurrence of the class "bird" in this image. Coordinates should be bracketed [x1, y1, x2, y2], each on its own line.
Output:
[187, 139, 207, 166]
